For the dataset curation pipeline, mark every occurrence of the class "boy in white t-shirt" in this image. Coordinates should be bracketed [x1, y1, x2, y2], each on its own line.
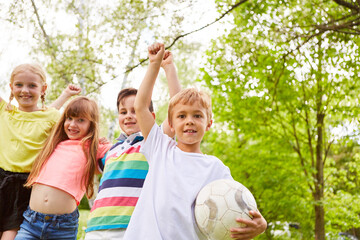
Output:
[123, 42, 267, 240]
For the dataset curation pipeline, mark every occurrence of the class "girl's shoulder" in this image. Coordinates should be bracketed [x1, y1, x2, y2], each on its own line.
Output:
[30, 107, 61, 122]
[1, 105, 60, 125]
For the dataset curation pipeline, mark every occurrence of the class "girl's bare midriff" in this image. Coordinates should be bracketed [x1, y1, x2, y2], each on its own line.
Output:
[29, 183, 77, 214]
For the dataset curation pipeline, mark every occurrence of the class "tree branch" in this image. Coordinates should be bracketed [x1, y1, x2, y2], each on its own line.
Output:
[30, 0, 52, 49]
[290, 113, 315, 193]
[333, 0, 360, 11]
[125, 0, 249, 73]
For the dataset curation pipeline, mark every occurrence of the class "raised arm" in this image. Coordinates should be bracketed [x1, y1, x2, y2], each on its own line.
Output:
[160, 50, 181, 137]
[49, 84, 81, 109]
[134, 43, 165, 140]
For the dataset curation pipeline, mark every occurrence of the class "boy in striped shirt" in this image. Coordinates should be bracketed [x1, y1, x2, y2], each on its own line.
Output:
[84, 49, 181, 240]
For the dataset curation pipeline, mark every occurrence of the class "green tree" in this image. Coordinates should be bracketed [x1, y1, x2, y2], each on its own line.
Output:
[4, 0, 211, 139]
[201, 0, 360, 239]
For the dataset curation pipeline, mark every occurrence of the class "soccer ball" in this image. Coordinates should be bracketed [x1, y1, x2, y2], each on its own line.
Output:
[195, 179, 257, 240]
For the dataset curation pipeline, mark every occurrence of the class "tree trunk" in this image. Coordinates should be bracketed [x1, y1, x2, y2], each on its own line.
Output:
[314, 37, 326, 240]
[315, 189, 325, 240]
[314, 113, 325, 240]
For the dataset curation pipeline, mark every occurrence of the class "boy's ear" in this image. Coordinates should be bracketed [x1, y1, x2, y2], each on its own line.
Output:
[168, 119, 175, 133]
[206, 119, 213, 131]
[151, 112, 155, 119]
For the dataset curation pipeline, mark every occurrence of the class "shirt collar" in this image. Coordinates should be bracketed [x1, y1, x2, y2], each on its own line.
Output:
[116, 132, 142, 143]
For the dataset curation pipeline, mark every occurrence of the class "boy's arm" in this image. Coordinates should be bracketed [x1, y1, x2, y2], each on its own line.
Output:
[49, 84, 81, 109]
[160, 50, 181, 137]
[134, 42, 165, 140]
[230, 210, 267, 240]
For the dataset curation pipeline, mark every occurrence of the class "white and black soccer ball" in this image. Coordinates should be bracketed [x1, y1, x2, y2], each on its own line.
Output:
[195, 179, 257, 240]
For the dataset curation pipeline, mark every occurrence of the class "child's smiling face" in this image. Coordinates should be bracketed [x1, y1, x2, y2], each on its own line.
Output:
[170, 102, 212, 153]
[118, 95, 141, 136]
[10, 70, 47, 112]
[64, 116, 91, 140]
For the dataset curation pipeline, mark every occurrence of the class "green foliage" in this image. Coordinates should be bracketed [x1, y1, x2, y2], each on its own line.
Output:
[3, 0, 360, 239]
[202, 128, 314, 239]
[203, 0, 360, 238]
[3, 0, 206, 136]
[78, 196, 90, 210]
[77, 210, 90, 240]
[325, 141, 360, 232]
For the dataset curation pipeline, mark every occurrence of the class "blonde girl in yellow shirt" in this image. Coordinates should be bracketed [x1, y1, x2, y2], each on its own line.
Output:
[0, 63, 80, 240]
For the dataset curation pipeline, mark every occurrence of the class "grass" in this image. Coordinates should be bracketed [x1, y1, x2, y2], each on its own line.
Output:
[77, 209, 90, 240]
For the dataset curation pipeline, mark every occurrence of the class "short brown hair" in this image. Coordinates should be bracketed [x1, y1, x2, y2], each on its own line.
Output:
[117, 88, 154, 112]
[168, 88, 212, 125]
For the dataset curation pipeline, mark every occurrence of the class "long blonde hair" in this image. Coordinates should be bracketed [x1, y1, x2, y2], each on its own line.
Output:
[26, 96, 100, 198]
[7, 63, 47, 111]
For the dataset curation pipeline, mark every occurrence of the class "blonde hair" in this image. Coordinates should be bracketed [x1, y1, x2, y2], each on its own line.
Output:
[7, 63, 47, 111]
[168, 88, 212, 126]
[26, 96, 100, 199]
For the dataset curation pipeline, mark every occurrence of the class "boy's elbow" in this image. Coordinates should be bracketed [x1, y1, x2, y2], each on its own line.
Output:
[134, 101, 149, 118]
[134, 95, 151, 113]
[133, 101, 143, 112]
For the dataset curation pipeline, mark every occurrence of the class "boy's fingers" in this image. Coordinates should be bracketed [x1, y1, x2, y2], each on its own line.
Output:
[157, 43, 164, 53]
[163, 50, 170, 60]
[155, 44, 165, 58]
[235, 217, 256, 227]
[148, 46, 154, 54]
[148, 44, 157, 54]
[155, 42, 164, 49]
[249, 210, 260, 218]
[148, 42, 164, 55]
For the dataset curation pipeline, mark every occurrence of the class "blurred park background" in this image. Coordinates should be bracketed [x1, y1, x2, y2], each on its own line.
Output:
[0, 0, 359, 239]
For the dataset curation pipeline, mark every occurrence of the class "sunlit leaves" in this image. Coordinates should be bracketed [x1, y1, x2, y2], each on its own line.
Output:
[201, 0, 360, 238]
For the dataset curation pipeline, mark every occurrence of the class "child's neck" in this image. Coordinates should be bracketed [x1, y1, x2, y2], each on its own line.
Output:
[19, 105, 41, 112]
[177, 142, 202, 154]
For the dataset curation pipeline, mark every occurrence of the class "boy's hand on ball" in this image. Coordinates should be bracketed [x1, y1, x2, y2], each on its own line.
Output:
[230, 210, 267, 240]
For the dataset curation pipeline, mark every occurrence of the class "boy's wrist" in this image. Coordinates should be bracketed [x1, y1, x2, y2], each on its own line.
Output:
[162, 63, 175, 72]
[149, 61, 162, 68]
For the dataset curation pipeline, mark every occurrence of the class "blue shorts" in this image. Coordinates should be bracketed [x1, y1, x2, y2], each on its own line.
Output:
[15, 207, 79, 240]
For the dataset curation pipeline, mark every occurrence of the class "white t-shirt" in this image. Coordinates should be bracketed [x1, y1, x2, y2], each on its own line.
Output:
[124, 123, 233, 240]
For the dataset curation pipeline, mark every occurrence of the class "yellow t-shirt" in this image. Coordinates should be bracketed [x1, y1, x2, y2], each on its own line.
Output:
[0, 100, 60, 173]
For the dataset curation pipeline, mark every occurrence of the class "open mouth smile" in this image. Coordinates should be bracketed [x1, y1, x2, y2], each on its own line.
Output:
[184, 129, 197, 133]
[20, 95, 32, 99]
[67, 129, 79, 134]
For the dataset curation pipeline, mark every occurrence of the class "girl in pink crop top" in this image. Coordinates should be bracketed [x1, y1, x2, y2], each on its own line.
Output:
[15, 96, 111, 240]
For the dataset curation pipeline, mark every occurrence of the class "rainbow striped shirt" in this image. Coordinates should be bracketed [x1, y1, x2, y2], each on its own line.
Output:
[86, 133, 148, 232]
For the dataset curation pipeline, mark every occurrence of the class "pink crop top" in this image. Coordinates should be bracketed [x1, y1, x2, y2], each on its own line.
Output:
[34, 140, 111, 204]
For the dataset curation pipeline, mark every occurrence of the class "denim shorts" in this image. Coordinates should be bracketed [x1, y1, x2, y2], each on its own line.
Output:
[15, 206, 79, 240]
